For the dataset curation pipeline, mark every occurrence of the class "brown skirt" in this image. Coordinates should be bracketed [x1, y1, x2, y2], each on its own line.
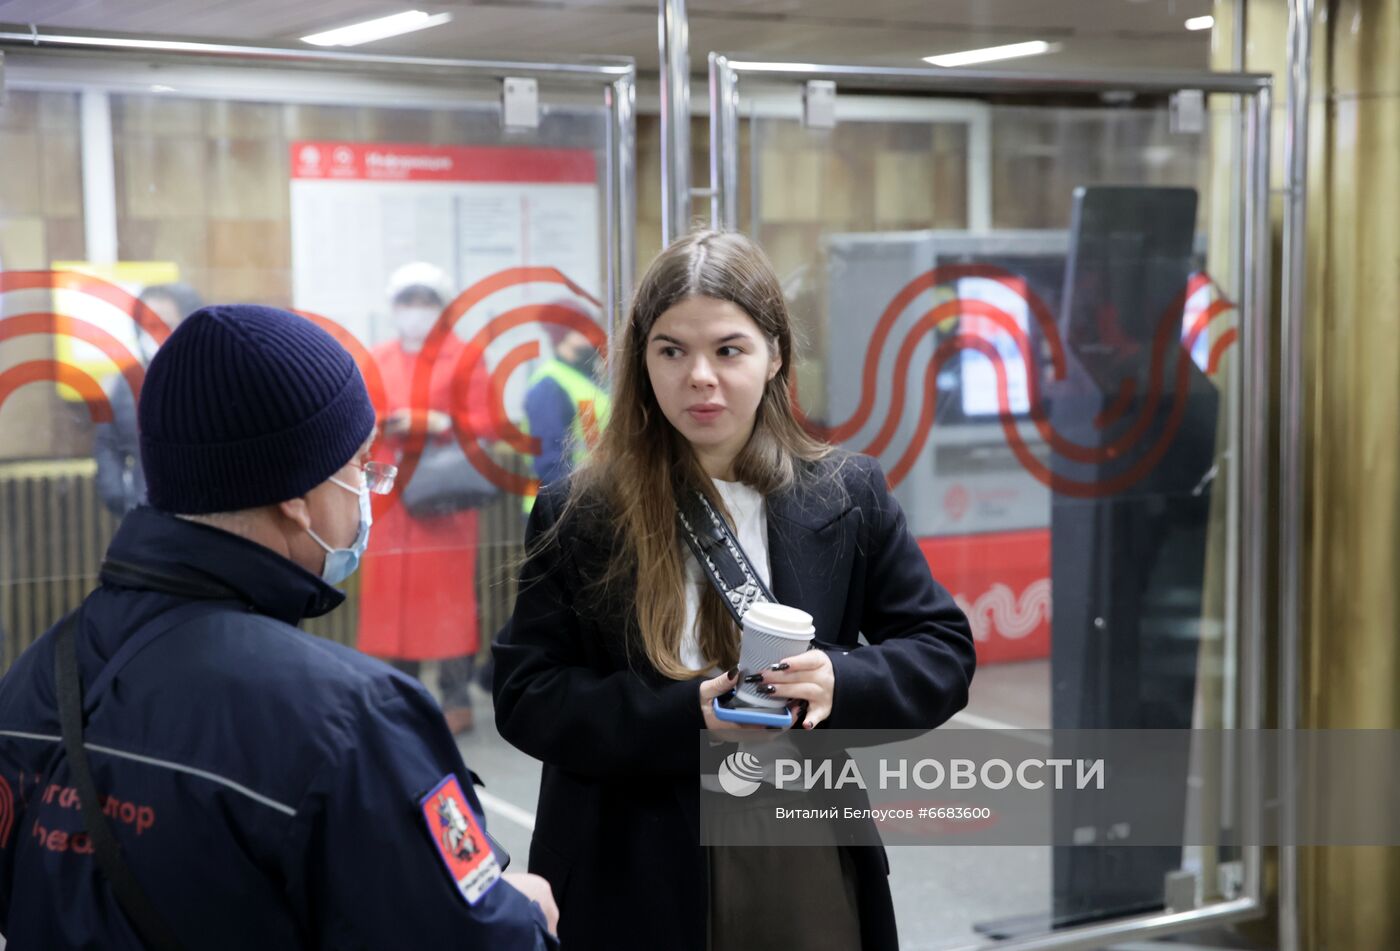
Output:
[708, 844, 861, 948]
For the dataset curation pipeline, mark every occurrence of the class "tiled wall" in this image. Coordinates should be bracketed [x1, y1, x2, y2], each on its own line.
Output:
[1, 88, 1209, 466]
[0, 91, 89, 461]
[0, 89, 608, 464]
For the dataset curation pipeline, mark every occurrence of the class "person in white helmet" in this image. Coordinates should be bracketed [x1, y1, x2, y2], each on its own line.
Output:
[357, 263, 494, 734]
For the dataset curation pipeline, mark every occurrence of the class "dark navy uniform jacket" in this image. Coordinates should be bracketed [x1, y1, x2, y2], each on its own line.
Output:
[0, 507, 554, 950]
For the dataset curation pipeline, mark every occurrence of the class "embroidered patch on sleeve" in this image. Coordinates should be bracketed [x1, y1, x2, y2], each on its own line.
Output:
[419, 775, 502, 904]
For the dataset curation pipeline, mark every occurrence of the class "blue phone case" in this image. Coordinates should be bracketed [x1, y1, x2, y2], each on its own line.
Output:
[711, 696, 794, 728]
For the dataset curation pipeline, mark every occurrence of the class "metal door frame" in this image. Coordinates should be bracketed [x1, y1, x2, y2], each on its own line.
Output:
[705, 55, 1275, 951]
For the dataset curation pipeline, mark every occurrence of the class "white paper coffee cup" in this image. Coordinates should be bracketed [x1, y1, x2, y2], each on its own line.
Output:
[735, 602, 815, 708]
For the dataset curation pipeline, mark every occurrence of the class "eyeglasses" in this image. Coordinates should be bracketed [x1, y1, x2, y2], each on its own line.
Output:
[353, 461, 398, 495]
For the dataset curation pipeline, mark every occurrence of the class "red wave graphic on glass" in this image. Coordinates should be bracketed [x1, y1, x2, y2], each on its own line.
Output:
[0, 265, 1240, 504]
[393, 267, 606, 501]
[794, 266, 1238, 498]
[0, 271, 166, 425]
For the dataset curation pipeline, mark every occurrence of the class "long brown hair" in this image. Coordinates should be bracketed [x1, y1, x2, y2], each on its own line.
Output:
[552, 230, 833, 679]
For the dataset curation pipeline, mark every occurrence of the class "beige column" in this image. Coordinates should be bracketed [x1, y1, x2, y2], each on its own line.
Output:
[1218, 0, 1400, 947]
[1301, 0, 1400, 947]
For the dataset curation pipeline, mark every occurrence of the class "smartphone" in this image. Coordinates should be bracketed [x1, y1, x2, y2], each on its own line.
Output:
[711, 695, 795, 729]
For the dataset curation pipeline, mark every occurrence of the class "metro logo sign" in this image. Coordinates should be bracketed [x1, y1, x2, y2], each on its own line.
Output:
[920, 530, 1051, 664]
[290, 141, 597, 183]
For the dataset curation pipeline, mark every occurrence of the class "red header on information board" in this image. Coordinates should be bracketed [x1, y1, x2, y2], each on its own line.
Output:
[290, 141, 597, 183]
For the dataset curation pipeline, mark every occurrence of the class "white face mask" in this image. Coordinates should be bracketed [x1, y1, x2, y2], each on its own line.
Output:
[394, 306, 440, 351]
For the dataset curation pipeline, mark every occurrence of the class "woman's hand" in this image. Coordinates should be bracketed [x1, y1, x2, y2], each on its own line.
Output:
[699, 668, 741, 732]
[698, 668, 798, 732]
[750, 649, 835, 730]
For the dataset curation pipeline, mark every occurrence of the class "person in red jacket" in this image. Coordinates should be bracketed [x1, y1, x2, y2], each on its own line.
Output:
[357, 263, 490, 733]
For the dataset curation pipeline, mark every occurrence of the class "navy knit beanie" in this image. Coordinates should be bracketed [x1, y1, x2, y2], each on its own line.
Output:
[138, 304, 376, 515]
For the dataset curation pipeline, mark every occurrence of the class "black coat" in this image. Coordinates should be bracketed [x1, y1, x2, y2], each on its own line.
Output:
[493, 452, 976, 950]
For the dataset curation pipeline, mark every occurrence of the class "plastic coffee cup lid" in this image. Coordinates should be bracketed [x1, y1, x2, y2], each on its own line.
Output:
[742, 602, 814, 637]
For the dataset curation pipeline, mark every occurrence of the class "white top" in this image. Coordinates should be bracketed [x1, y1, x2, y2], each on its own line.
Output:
[680, 478, 771, 672]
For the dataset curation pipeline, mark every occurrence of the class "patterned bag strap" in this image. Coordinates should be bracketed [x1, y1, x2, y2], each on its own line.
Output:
[675, 487, 774, 626]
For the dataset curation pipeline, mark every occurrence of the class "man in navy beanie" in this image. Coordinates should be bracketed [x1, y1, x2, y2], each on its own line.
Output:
[0, 305, 558, 949]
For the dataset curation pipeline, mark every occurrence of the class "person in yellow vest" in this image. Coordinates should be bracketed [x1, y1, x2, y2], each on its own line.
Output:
[479, 305, 613, 695]
[481, 302, 614, 696]
[521, 303, 612, 514]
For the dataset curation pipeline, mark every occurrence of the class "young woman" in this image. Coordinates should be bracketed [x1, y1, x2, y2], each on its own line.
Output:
[493, 231, 975, 950]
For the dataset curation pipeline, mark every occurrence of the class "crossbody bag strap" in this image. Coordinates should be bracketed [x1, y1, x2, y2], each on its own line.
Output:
[675, 488, 775, 626]
[55, 607, 186, 951]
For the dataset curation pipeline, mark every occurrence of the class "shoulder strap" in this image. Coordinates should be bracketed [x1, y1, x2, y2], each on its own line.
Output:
[675, 488, 774, 626]
[55, 608, 185, 951]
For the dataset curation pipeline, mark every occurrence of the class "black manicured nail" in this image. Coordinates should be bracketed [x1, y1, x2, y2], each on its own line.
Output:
[761, 684, 777, 694]
[743, 673, 765, 684]
[769, 662, 790, 671]
[727, 667, 738, 679]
